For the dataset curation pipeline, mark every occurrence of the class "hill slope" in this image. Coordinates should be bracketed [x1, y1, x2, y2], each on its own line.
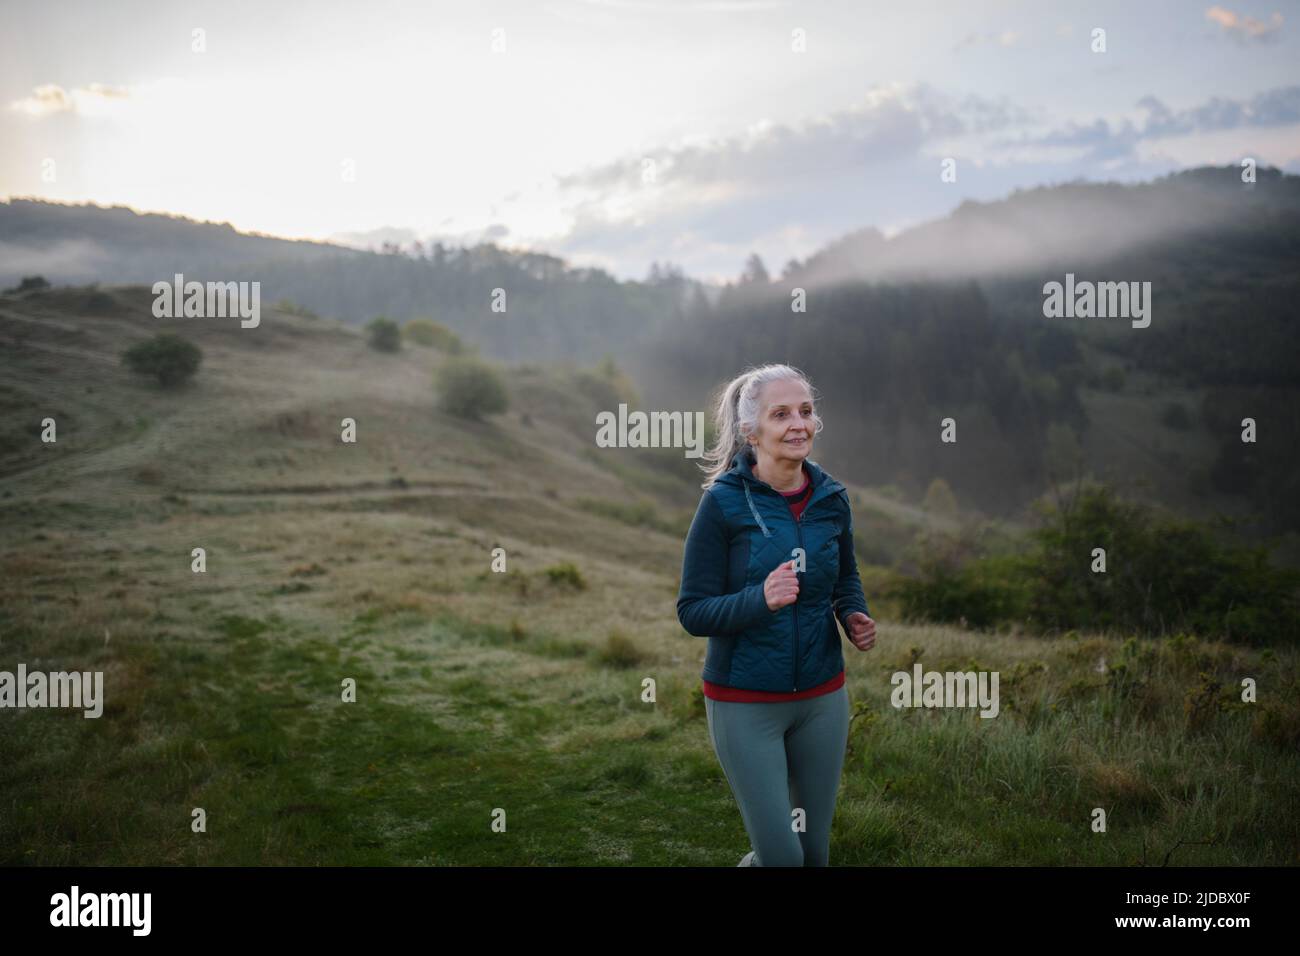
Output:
[1, 287, 1295, 866]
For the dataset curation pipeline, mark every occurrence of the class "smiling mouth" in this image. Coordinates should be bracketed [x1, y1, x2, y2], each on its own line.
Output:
[785, 436, 807, 444]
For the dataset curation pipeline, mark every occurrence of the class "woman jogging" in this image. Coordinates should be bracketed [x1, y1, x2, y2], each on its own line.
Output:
[677, 363, 877, 866]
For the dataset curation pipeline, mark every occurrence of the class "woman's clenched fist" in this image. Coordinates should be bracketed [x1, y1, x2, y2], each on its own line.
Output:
[844, 612, 876, 651]
[764, 559, 800, 611]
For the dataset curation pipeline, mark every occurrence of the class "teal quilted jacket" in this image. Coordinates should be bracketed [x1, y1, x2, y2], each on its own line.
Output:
[676, 446, 870, 692]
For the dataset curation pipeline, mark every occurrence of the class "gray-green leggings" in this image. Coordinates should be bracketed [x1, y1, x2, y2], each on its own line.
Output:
[705, 685, 850, 866]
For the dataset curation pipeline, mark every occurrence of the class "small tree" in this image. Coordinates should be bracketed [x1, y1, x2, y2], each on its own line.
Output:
[739, 253, 770, 284]
[121, 333, 202, 387]
[434, 356, 508, 420]
[404, 317, 464, 353]
[921, 477, 959, 517]
[366, 316, 402, 352]
[3, 275, 50, 295]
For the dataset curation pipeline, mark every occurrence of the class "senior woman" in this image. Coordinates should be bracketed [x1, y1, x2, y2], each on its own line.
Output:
[677, 363, 877, 866]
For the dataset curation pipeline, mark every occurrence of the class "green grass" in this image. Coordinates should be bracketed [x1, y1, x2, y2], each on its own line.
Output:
[0, 600, 744, 865]
[2, 561, 1296, 865]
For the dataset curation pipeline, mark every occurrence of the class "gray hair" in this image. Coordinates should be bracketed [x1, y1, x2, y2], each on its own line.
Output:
[698, 363, 822, 489]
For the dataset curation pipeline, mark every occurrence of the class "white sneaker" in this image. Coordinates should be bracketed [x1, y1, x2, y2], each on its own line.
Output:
[737, 850, 756, 867]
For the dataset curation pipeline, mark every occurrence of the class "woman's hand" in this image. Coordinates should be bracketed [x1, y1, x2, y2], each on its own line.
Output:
[845, 612, 876, 651]
[764, 560, 799, 611]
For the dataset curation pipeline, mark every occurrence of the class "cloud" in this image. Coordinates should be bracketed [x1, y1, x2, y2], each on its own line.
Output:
[557, 82, 1030, 199]
[538, 79, 1300, 280]
[953, 30, 1023, 53]
[542, 82, 1045, 278]
[9, 82, 130, 117]
[991, 85, 1300, 163]
[1205, 6, 1284, 41]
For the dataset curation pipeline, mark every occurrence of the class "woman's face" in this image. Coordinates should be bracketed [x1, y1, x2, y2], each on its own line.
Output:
[747, 377, 815, 466]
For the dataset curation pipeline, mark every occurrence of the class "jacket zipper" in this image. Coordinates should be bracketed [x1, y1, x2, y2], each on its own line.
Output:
[748, 471, 839, 693]
[793, 507, 804, 691]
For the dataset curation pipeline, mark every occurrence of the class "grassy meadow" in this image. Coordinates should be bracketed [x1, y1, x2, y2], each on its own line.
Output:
[1, 286, 1296, 865]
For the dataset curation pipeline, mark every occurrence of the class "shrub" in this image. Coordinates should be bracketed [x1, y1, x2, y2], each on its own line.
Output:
[121, 333, 202, 387]
[571, 357, 639, 411]
[921, 477, 958, 516]
[3, 275, 50, 295]
[434, 356, 508, 420]
[543, 562, 587, 589]
[892, 482, 1300, 645]
[274, 299, 319, 319]
[365, 316, 402, 352]
[404, 317, 464, 353]
[597, 631, 643, 668]
[1029, 484, 1300, 644]
[877, 484, 906, 502]
[890, 552, 1033, 631]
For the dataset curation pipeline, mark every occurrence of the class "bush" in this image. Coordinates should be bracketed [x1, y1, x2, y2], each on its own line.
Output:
[434, 356, 508, 420]
[3, 275, 50, 295]
[571, 356, 640, 411]
[404, 318, 464, 353]
[121, 333, 202, 387]
[890, 552, 1033, 631]
[892, 482, 1300, 645]
[1028, 483, 1300, 644]
[597, 631, 643, 668]
[543, 562, 587, 589]
[365, 316, 402, 352]
[274, 299, 319, 319]
[921, 477, 958, 516]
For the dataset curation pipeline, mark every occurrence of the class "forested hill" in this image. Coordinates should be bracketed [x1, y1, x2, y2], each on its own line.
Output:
[4, 165, 1297, 369]
[3, 167, 1297, 535]
[0, 198, 699, 365]
[789, 165, 1300, 287]
[628, 167, 1300, 542]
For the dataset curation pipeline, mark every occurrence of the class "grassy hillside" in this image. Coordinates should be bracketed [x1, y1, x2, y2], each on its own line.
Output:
[1, 286, 1295, 865]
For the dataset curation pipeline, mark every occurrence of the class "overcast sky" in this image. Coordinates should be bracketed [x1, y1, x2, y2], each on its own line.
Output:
[3, 0, 1299, 282]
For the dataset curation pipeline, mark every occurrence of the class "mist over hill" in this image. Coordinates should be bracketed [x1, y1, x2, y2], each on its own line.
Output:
[790, 166, 1300, 287]
[0, 198, 697, 365]
[3, 166, 1297, 547]
[5, 165, 1296, 363]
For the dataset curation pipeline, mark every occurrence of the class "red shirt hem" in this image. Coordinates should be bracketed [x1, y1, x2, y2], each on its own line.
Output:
[702, 668, 844, 702]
